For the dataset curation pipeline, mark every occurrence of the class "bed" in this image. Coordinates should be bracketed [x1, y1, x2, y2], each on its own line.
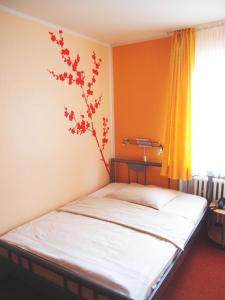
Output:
[0, 159, 208, 300]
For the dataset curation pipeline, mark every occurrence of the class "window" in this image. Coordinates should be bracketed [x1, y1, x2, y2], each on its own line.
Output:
[192, 25, 225, 177]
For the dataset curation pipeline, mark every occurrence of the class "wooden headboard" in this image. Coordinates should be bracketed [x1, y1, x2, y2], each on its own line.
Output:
[110, 158, 175, 188]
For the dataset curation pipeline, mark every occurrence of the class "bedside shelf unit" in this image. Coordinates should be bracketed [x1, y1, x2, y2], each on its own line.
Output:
[208, 202, 225, 249]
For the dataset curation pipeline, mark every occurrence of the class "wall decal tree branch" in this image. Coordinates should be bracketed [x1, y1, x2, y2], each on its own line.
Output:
[48, 30, 110, 176]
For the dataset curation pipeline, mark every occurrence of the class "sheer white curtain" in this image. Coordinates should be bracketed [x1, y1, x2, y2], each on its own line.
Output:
[192, 25, 225, 177]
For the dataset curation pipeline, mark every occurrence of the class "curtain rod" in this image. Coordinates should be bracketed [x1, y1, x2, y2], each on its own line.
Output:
[197, 19, 225, 31]
[167, 19, 225, 35]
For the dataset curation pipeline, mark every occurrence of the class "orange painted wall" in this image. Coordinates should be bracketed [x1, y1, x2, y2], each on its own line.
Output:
[113, 37, 172, 186]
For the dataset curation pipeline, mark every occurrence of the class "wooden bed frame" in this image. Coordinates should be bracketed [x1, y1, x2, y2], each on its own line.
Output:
[0, 158, 208, 300]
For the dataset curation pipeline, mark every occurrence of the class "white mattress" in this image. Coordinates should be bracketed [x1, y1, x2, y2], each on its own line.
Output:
[0, 183, 207, 300]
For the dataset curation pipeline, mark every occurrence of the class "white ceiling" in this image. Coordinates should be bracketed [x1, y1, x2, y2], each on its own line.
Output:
[1, 0, 225, 45]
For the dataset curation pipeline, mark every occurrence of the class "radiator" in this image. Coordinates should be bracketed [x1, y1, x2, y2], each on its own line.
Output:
[193, 176, 208, 198]
[193, 176, 225, 202]
[211, 178, 225, 202]
[193, 176, 225, 225]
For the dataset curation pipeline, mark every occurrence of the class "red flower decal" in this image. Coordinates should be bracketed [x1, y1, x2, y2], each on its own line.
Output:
[48, 30, 110, 176]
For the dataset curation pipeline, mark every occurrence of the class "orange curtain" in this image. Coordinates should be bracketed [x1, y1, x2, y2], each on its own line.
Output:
[161, 28, 195, 180]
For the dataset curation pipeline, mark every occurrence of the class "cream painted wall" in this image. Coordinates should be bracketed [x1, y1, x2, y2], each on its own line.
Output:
[0, 10, 112, 235]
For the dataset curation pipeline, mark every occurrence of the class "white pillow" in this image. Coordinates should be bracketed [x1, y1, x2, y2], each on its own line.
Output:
[106, 184, 180, 210]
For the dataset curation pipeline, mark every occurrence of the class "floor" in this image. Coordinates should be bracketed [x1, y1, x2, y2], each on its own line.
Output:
[160, 231, 225, 300]
[0, 231, 224, 300]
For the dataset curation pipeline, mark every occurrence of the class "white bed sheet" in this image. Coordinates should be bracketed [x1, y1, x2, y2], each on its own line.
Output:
[0, 211, 177, 300]
[59, 196, 194, 249]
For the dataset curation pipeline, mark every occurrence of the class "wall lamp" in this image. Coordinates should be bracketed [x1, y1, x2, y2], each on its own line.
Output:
[122, 138, 163, 161]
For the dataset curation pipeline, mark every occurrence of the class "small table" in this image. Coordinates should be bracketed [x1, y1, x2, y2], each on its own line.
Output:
[208, 201, 225, 249]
